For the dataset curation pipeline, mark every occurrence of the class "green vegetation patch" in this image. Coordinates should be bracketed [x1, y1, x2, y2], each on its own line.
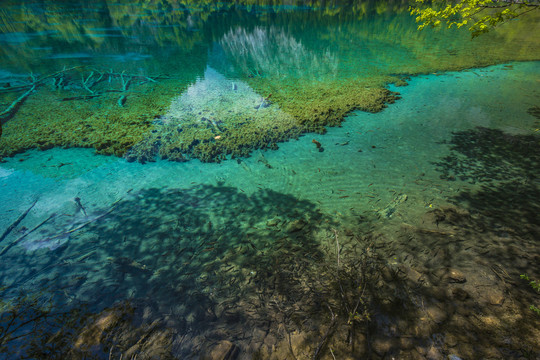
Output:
[0, 77, 176, 158]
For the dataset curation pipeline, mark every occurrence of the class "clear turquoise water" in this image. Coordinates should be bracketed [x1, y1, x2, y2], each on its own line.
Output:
[0, 1, 539, 359]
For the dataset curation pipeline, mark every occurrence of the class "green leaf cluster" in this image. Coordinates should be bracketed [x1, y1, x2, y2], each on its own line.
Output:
[410, 0, 540, 37]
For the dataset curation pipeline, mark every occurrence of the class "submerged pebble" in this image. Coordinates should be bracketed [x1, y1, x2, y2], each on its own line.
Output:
[447, 268, 466, 283]
[286, 219, 306, 232]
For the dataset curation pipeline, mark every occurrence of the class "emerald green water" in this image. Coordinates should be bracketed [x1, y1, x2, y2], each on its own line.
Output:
[0, 1, 539, 359]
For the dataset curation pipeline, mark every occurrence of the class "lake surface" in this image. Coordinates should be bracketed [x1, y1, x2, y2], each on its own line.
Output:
[0, 1, 539, 359]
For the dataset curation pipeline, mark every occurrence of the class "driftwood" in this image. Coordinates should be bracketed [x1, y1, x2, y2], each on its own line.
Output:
[0, 83, 36, 119]
[0, 213, 55, 257]
[0, 66, 83, 120]
[0, 197, 121, 257]
[0, 66, 169, 122]
[0, 200, 38, 244]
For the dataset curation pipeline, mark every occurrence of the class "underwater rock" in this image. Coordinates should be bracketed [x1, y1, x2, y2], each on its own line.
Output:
[266, 218, 280, 227]
[426, 345, 444, 360]
[285, 219, 306, 233]
[445, 334, 459, 348]
[450, 287, 470, 301]
[425, 304, 447, 324]
[204, 340, 239, 360]
[484, 289, 505, 306]
[381, 266, 395, 282]
[446, 269, 466, 283]
[372, 336, 393, 356]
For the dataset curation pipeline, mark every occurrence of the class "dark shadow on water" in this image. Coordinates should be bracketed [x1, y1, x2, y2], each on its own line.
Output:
[435, 126, 540, 239]
[0, 184, 336, 359]
[436, 127, 539, 184]
[395, 126, 540, 358]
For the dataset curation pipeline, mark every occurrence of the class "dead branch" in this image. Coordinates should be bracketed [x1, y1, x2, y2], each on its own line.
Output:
[313, 305, 337, 360]
[0, 200, 38, 244]
[0, 213, 55, 257]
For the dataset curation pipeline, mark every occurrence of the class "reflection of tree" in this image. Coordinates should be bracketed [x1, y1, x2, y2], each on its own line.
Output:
[220, 26, 338, 80]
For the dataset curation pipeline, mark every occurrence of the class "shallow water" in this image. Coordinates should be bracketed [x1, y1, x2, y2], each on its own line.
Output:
[0, 1, 539, 359]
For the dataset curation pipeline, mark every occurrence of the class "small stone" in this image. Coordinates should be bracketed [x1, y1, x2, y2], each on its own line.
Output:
[263, 333, 277, 348]
[206, 340, 239, 360]
[251, 328, 267, 343]
[372, 337, 393, 356]
[426, 305, 447, 324]
[400, 265, 423, 283]
[431, 286, 449, 300]
[415, 345, 428, 355]
[451, 287, 469, 301]
[266, 218, 280, 227]
[447, 269, 466, 283]
[486, 290, 505, 306]
[445, 334, 459, 348]
[399, 337, 415, 350]
[286, 219, 306, 233]
[426, 345, 444, 360]
[413, 317, 437, 337]
[381, 267, 394, 282]
[408, 349, 427, 360]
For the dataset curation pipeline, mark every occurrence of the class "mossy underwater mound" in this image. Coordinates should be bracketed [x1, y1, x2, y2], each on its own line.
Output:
[0, 63, 399, 164]
[124, 68, 399, 163]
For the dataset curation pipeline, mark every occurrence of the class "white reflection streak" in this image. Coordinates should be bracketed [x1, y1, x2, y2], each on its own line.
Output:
[220, 26, 338, 80]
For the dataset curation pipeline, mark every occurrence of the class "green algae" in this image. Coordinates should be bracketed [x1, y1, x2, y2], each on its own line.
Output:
[0, 77, 174, 158]
[125, 68, 303, 162]
[0, 1, 539, 162]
